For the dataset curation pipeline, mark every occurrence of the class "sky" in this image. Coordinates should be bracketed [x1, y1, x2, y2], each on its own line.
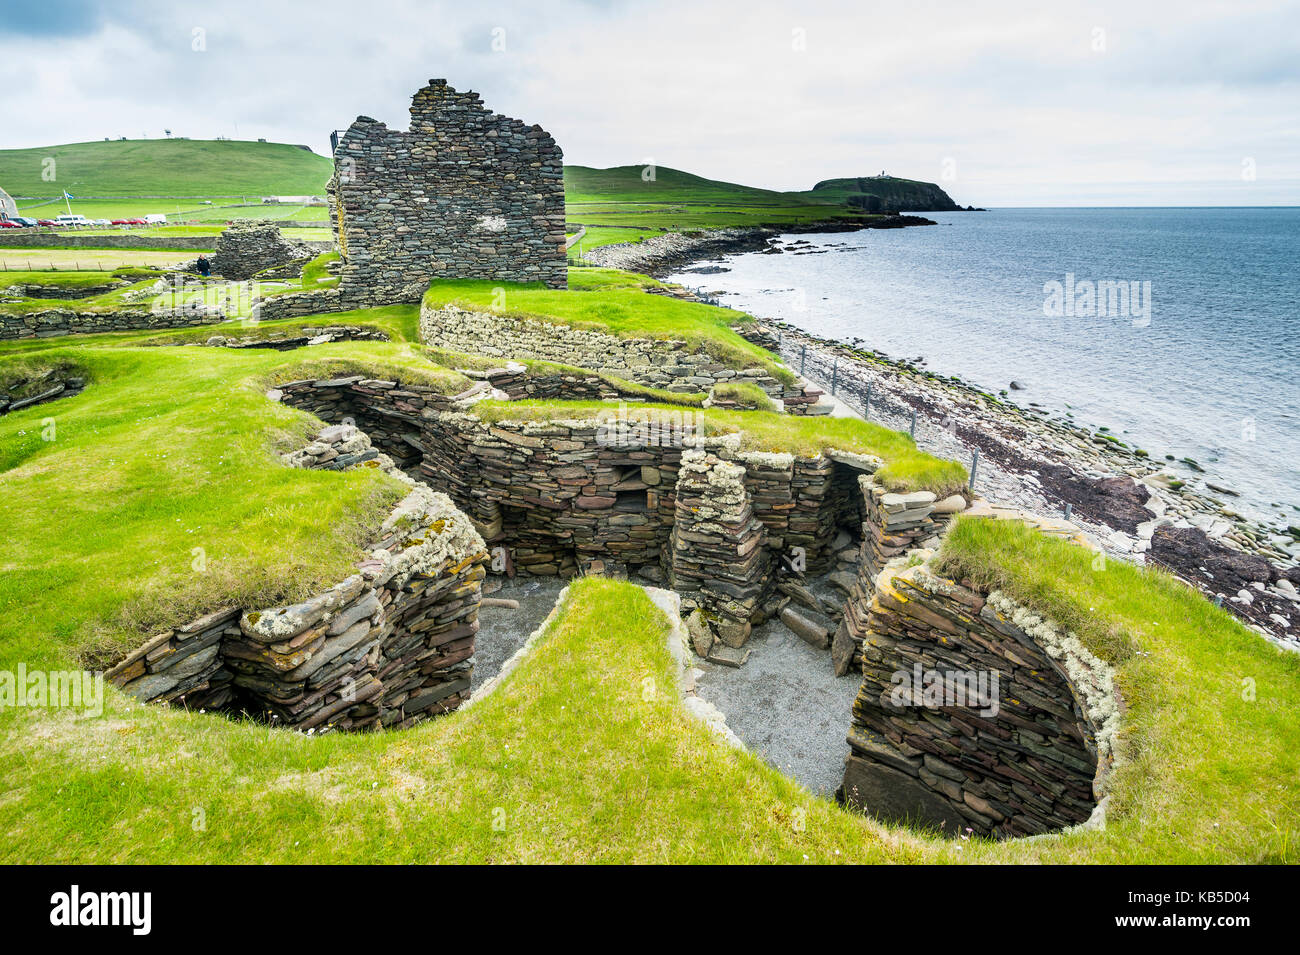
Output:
[2, 0, 1298, 205]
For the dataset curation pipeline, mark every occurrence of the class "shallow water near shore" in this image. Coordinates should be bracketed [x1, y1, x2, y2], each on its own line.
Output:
[667, 207, 1300, 527]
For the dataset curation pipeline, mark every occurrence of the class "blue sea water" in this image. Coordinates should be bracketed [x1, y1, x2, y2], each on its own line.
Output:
[666, 208, 1300, 526]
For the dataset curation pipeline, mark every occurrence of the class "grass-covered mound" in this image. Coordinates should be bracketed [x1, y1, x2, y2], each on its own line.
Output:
[423, 268, 794, 385]
[466, 399, 968, 496]
[0, 342, 460, 669]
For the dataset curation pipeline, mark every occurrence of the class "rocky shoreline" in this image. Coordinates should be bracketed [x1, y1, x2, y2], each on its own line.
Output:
[764, 322, 1300, 647]
[580, 217, 936, 278]
[585, 228, 1300, 648]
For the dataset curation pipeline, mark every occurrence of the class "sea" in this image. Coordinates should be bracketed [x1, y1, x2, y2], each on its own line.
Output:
[666, 207, 1300, 527]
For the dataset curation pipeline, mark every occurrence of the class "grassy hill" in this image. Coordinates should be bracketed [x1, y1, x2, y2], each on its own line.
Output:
[0, 139, 333, 198]
[564, 164, 876, 249]
[806, 175, 962, 212]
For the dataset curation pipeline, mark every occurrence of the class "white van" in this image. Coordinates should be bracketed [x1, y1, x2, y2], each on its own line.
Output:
[55, 214, 90, 227]
[144, 214, 167, 225]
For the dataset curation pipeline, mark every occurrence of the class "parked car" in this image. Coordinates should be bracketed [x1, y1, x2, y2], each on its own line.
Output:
[126, 217, 147, 225]
[37, 219, 56, 227]
[110, 218, 131, 226]
[94, 219, 111, 226]
[9, 216, 38, 227]
[144, 214, 167, 225]
[55, 214, 90, 227]
[0, 220, 21, 229]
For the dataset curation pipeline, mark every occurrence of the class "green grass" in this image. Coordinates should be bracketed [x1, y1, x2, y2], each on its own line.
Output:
[0, 270, 126, 290]
[260, 250, 339, 295]
[0, 343, 464, 666]
[466, 399, 968, 496]
[0, 139, 331, 197]
[423, 268, 793, 385]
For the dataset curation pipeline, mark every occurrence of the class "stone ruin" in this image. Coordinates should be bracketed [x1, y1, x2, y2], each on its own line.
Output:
[327, 78, 567, 306]
[212, 220, 313, 281]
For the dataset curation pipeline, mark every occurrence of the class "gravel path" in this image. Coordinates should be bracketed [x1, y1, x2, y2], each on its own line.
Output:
[693, 613, 860, 796]
[471, 577, 567, 691]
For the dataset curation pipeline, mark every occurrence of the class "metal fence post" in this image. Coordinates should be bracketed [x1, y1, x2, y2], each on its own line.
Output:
[968, 448, 979, 489]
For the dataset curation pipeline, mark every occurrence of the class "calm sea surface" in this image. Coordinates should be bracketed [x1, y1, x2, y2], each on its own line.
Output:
[667, 207, 1300, 525]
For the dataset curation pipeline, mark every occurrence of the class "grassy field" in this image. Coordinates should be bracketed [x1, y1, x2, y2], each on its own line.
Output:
[0, 250, 202, 271]
[424, 267, 793, 383]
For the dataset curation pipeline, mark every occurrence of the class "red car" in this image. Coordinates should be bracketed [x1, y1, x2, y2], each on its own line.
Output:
[37, 219, 56, 227]
[126, 218, 147, 225]
[111, 219, 131, 225]
[0, 220, 21, 229]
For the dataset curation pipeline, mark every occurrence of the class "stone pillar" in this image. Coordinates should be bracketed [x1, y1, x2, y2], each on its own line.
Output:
[668, 450, 769, 663]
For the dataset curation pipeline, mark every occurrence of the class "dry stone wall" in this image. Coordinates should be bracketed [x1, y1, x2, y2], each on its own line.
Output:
[0, 303, 225, 340]
[212, 220, 313, 281]
[837, 554, 1119, 838]
[107, 424, 488, 732]
[421, 303, 810, 405]
[329, 79, 567, 307]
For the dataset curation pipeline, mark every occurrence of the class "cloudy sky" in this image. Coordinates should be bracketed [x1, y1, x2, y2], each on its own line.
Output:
[2, 0, 1298, 205]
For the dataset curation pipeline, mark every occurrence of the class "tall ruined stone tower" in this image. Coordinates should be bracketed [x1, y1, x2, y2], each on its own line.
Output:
[328, 79, 567, 305]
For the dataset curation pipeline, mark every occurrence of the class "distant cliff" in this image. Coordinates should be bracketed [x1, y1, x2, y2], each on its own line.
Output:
[809, 176, 962, 212]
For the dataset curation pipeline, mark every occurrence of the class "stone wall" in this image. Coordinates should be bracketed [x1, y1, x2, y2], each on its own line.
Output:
[1, 369, 86, 415]
[329, 78, 566, 307]
[837, 552, 1119, 837]
[107, 423, 488, 732]
[0, 303, 225, 340]
[212, 219, 312, 281]
[271, 374, 460, 472]
[421, 303, 806, 404]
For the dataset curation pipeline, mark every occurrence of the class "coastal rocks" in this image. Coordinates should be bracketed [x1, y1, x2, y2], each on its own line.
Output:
[211, 219, 313, 281]
[162, 325, 389, 351]
[329, 79, 566, 308]
[838, 557, 1119, 838]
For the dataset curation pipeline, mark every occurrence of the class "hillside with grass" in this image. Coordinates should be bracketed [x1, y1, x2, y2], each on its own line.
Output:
[807, 175, 963, 212]
[0, 139, 332, 198]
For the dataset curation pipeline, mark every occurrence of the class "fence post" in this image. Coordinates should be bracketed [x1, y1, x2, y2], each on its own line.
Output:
[800, 344, 806, 375]
[909, 409, 917, 438]
[968, 448, 979, 489]
[864, 383, 872, 419]
[831, 357, 838, 396]
[1064, 503, 1072, 521]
